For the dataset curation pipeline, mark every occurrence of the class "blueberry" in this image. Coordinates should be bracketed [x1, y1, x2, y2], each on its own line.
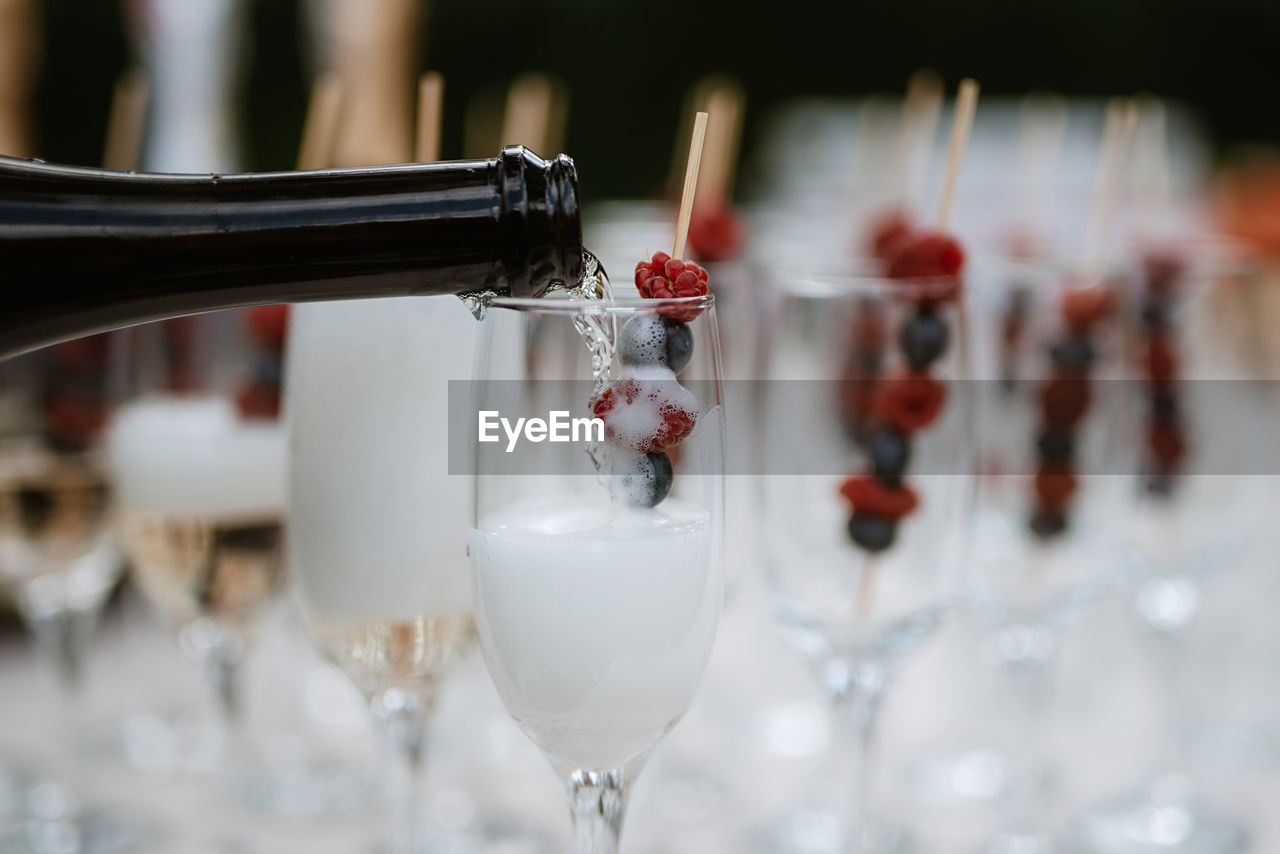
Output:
[1037, 429, 1074, 463]
[1050, 336, 1095, 372]
[1144, 471, 1177, 498]
[661, 317, 693, 373]
[869, 429, 911, 483]
[899, 309, 949, 369]
[617, 315, 694, 373]
[617, 314, 668, 367]
[1141, 300, 1170, 330]
[847, 513, 896, 552]
[1151, 388, 1179, 420]
[1029, 510, 1067, 538]
[616, 451, 673, 507]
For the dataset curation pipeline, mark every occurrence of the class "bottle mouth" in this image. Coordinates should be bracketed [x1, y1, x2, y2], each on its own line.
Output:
[498, 146, 584, 298]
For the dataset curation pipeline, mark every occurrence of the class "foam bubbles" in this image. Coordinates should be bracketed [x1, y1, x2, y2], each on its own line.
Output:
[108, 395, 285, 518]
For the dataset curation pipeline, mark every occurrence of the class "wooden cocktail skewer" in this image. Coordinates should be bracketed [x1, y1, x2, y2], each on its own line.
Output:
[1081, 98, 1138, 282]
[297, 72, 343, 171]
[500, 72, 557, 156]
[891, 69, 943, 212]
[934, 78, 980, 230]
[693, 81, 744, 211]
[1134, 96, 1169, 243]
[0, 0, 38, 158]
[671, 112, 709, 260]
[326, 0, 421, 166]
[1014, 93, 1067, 240]
[102, 68, 151, 172]
[415, 72, 444, 163]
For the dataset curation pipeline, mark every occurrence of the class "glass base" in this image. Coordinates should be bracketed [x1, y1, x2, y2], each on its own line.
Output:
[906, 747, 1011, 804]
[751, 805, 908, 854]
[1066, 776, 1248, 854]
[0, 779, 147, 854]
[232, 746, 373, 820]
[983, 831, 1055, 854]
[649, 758, 734, 825]
[394, 814, 555, 850]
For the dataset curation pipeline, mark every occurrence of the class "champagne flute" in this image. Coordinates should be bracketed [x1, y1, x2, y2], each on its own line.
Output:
[757, 262, 973, 853]
[962, 256, 1126, 851]
[1068, 250, 1268, 854]
[0, 337, 139, 854]
[287, 296, 477, 854]
[107, 312, 287, 803]
[469, 290, 725, 854]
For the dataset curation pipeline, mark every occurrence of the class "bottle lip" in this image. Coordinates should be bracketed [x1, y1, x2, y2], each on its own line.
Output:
[497, 146, 584, 298]
[485, 294, 715, 315]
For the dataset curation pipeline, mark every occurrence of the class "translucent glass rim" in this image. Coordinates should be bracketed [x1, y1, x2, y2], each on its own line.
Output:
[487, 293, 716, 315]
[774, 269, 962, 300]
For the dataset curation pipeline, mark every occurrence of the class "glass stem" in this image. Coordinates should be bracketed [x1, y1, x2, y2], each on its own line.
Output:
[1146, 626, 1189, 773]
[566, 768, 630, 854]
[834, 685, 885, 854]
[370, 687, 432, 854]
[1004, 656, 1053, 836]
[180, 616, 246, 777]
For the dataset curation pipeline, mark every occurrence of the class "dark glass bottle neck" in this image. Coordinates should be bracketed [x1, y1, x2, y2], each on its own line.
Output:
[0, 145, 582, 358]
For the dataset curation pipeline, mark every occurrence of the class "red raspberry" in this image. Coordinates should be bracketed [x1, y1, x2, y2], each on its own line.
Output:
[1061, 285, 1112, 332]
[42, 395, 105, 450]
[839, 474, 919, 520]
[885, 230, 964, 277]
[1143, 336, 1178, 383]
[868, 210, 914, 260]
[687, 205, 744, 263]
[873, 371, 946, 433]
[591, 376, 697, 453]
[236, 381, 281, 419]
[245, 305, 290, 352]
[1040, 374, 1091, 426]
[634, 251, 710, 322]
[1148, 423, 1187, 467]
[1034, 464, 1078, 512]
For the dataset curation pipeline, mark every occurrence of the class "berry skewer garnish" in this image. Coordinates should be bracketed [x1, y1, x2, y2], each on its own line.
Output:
[1138, 250, 1188, 495]
[839, 79, 978, 560]
[594, 113, 712, 508]
[1028, 286, 1111, 536]
[1026, 99, 1135, 538]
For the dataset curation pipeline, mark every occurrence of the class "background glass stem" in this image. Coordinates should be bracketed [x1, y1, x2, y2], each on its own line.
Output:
[834, 683, 886, 853]
[370, 687, 431, 854]
[1004, 655, 1054, 836]
[567, 768, 629, 854]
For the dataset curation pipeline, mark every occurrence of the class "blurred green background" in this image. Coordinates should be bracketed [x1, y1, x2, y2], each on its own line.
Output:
[34, 0, 1280, 198]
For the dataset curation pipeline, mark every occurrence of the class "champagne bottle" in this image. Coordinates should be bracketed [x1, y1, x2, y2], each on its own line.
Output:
[0, 145, 582, 357]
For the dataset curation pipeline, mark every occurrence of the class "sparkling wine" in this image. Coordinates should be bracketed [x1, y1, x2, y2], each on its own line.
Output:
[470, 497, 716, 771]
[305, 614, 476, 699]
[120, 512, 283, 625]
[107, 395, 287, 624]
